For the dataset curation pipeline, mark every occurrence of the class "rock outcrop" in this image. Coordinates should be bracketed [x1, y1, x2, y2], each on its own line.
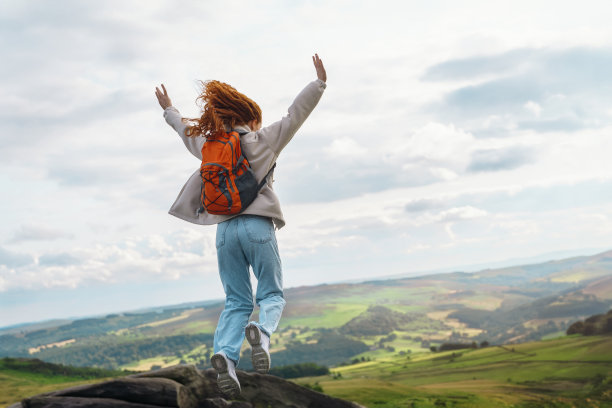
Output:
[9, 365, 364, 408]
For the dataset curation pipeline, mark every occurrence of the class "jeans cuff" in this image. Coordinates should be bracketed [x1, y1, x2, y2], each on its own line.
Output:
[249, 321, 272, 338]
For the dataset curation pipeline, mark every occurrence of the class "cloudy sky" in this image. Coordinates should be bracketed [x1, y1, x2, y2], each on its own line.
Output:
[2, 0, 612, 327]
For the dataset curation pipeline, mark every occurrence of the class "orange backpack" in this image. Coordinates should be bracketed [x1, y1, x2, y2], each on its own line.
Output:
[199, 130, 275, 215]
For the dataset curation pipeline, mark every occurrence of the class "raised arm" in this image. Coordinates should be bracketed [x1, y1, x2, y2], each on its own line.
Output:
[259, 54, 327, 154]
[156, 83, 204, 160]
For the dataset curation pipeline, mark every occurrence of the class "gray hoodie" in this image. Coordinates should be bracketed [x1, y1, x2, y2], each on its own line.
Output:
[163, 79, 326, 229]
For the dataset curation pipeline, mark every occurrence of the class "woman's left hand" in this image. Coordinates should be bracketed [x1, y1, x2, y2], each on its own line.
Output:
[155, 84, 173, 110]
[312, 54, 327, 83]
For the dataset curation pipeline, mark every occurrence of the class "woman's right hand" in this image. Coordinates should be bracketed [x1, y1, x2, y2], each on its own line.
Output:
[155, 84, 173, 110]
[312, 54, 327, 83]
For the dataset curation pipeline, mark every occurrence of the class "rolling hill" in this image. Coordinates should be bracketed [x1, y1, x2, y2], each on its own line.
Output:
[1, 249, 610, 372]
[295, 334, 612, 407]
[2, 335, 610, 407]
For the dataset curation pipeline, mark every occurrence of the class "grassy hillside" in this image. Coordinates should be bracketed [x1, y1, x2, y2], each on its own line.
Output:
[1, 250, 611, 372]
[2, 335, 611, 407]
[0, 358, 126, 407]
[294, 335, 612, 408]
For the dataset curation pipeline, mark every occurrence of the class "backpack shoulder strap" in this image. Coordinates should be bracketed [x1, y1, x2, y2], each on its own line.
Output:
[257, 163, 277, 191]
[230, 129, 276, 190]
[231, 129, 250, 161]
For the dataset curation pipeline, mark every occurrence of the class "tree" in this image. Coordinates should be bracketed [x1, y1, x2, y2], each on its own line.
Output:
[566, 321, 584, 335]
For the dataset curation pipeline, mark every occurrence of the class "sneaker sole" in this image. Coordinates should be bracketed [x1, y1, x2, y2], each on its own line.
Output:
[211, 354, 240, 397]
[245, 324, 270, 374]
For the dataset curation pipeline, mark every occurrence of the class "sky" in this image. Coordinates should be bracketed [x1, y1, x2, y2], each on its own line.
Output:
[2, 0, 612, 327]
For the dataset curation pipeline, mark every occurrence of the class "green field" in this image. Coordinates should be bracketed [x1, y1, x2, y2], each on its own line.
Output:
[294, 335, 612, 408]
[2, 336, 611, 407]
[0, 358, 126, 407]
[280, 302, 370, 329]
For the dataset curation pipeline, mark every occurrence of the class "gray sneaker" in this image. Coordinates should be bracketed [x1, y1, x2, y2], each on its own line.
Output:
[245, 323, 271, 373]
[210, 351, 241, 397]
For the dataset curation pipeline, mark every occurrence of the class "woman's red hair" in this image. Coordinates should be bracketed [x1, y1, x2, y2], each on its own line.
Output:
[185, 80, 262, 139]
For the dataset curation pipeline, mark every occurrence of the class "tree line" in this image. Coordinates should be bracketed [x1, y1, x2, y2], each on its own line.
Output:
[34, 333, 213, 369]
[269, 362, 330, 379]
[567, 309, 612, 336]
[0, 309, 185, 356]
[239, 332, 368, 370]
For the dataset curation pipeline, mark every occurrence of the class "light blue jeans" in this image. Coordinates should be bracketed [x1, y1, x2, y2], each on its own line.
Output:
[213, 215, 286, 365]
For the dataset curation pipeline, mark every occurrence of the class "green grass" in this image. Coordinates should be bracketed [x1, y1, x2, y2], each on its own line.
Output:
[119, 355, 179, 371]
[280, 302, 370, 329]
[0, 358, 126, 407]
[540, 331, 566, 340]
[3, 336, 611, 407]
[293, 335, 612, 407]
[180, 320, 216, 333]
[0, 371, 105, 407]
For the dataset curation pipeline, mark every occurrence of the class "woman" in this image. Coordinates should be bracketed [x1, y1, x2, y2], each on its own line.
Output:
[155, 54, 327, 397]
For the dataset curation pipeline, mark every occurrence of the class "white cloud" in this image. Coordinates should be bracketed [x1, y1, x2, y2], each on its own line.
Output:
[0, 228, 217, 292]
[9, 224, 74, 243]
[435, 206, 488, 222]
[324, 137, 367, 158]
[383, 122, 475, 172]
[491, 219, 540, 237]
[425, 47, 612, 135]
[524, 100, 542, 117]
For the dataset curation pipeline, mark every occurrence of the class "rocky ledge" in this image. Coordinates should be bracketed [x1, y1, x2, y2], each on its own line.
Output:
[9, 364, 365, 408]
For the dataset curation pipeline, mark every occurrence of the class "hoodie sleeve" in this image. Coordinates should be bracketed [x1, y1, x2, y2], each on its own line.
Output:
[259, 79, 326, 154]
[163, 106, 205, 160]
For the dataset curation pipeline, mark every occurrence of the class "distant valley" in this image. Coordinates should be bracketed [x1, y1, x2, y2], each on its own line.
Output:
[1, 249, 611, 372]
